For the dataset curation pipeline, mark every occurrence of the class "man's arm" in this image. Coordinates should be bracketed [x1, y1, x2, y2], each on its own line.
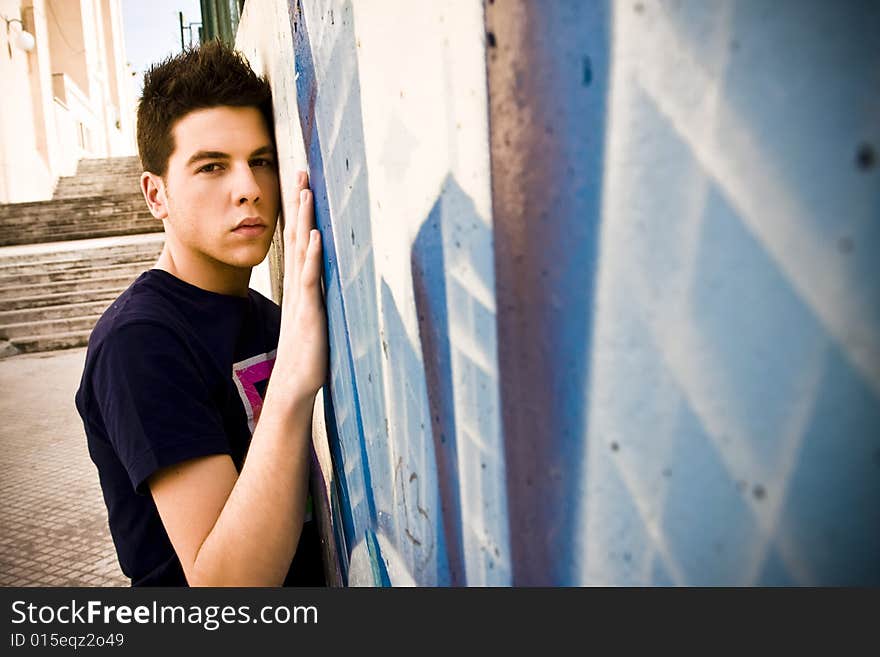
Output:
[148, 172, 327, 586]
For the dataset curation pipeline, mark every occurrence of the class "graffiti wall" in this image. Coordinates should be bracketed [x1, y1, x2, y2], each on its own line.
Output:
[238, 0, 880, 586]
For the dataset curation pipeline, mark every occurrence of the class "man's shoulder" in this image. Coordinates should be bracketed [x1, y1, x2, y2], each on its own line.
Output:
[90, 270, 185, 347]
[76, 271, 195, 420]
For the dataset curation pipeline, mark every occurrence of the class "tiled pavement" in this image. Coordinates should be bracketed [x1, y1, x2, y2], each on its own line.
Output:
[0, 347, 129, 587]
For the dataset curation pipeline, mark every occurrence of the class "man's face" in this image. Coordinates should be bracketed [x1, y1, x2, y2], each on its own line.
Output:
[159, 105, 280, 274]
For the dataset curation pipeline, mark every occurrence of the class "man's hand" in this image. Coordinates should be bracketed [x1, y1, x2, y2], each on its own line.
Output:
[273, 170, 328, 405]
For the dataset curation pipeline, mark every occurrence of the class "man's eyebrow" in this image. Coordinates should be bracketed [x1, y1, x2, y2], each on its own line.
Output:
[185, 146, 275, 167]
[249, 145, 276, 158]
[186, 151, 229, 166]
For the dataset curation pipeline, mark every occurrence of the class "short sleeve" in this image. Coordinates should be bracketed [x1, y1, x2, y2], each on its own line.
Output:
[91, 321, 231, 494]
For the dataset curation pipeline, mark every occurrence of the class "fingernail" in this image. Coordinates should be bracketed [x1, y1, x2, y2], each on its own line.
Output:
[310, 229, 318, 243]
[300, 189, 309, 202]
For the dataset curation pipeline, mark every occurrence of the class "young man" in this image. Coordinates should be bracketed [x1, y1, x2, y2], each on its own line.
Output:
[75, 41, 328, 586]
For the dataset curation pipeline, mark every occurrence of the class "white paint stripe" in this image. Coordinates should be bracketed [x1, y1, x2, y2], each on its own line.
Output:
[743, 342, 826, 585]
[448, 261, 497, 315]
[636, 5, 880, 399]
[449, 327, 497, 378]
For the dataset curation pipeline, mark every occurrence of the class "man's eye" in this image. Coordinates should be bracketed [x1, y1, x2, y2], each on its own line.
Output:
[197, 163, 223, 173]
[250, 158, 275, 168]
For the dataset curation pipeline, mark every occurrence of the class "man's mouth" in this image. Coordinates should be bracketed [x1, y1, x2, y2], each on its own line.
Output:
[232, 217, 266, 231]
[232, 217, 267, 235]
[232, 221, 268, 237]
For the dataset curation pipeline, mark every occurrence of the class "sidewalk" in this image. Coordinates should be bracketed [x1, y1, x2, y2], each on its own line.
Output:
[0, 347, 128, 586]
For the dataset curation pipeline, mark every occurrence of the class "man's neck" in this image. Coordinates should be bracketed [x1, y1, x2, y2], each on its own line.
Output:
[155, 244, 251, 297]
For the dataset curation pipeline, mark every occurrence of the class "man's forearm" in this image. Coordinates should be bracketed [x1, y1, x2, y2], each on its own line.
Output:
[190, 384, 314, 586]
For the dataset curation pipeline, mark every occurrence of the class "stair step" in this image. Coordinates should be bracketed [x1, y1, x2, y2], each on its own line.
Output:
[0, 225, 159, 247]
[0, 299, 110, 324]
[0, 221, 155, 234]
[0, 191, 155, 247]
[0, 213, 154, 228]
[0, 261, 152, 286]
[0, 254, 158, 276]
[0, 314, 99, 339]
[0, 286, 127, 311]
[56, 174, 141, 181]
[0, 216, 154, 232]
[0, 235, 164, 267]
[53, 190, 141, 200]
[75, 156, 140, 168]
[58, 170, 140, 177]
[10, 329, 92, 353]
[0, 191, 144, 213]
[53, 187, 142, 199]
[53, 176, 142, 190]
[58, 171, 140, 179]
[0, 273, 139, 300]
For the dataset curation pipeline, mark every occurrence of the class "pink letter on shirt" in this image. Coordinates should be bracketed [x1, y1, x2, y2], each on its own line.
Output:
[231, 350, 277, 433]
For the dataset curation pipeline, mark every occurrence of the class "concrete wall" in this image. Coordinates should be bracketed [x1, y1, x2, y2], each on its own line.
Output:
[46, 0, 88, 93]
[100, 0, 135, 155]
[22, 1, 59, 182]
[238, 0, 880, 586]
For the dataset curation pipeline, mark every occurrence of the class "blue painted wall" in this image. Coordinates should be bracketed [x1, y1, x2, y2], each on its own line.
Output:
[239, 0, 880, 586]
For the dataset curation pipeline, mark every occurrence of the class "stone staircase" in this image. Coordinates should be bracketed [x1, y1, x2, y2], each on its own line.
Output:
[52, 156, 143, 199]
[0, 236, 163, 356]
[0, 157, 156, 248]
[0, 194, 159, 246]
[0, 156, 163, 357]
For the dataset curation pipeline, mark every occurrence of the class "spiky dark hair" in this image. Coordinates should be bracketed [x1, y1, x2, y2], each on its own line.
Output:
[136, 39, 273, 176]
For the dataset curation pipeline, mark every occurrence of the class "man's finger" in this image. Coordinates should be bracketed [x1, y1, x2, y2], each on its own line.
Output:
[285, 171, 309, 294]
[295, 186, 313, 274]
[299, 229, 323, 294]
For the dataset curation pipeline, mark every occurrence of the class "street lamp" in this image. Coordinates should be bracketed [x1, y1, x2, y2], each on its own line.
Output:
[3, 16, 35, 56]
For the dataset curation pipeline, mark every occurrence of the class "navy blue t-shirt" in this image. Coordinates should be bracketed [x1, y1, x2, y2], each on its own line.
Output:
[75, 269, 324, 586]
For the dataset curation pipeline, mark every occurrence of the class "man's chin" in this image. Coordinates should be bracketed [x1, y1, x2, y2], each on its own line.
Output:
[226, 244, 273, 269]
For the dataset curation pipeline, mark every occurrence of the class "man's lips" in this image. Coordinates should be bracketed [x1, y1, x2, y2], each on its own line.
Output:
[232, 225, 267, 237]
[233, 216, 266, 230]
[232, 217, 267, 235]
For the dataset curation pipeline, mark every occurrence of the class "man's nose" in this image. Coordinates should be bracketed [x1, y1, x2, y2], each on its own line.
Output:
[233, 164, 261, 205]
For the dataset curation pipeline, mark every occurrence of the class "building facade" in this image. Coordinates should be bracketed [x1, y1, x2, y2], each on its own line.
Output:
[0, 0, 136, 203]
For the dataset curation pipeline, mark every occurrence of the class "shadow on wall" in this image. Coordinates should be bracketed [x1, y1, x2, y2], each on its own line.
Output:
[380, 279, 448, 585]
[411, 186, 464, 586]
[410, 173, 505, 586]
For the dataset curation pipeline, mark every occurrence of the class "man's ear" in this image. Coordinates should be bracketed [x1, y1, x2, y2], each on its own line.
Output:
[141, 172, 169, 220]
